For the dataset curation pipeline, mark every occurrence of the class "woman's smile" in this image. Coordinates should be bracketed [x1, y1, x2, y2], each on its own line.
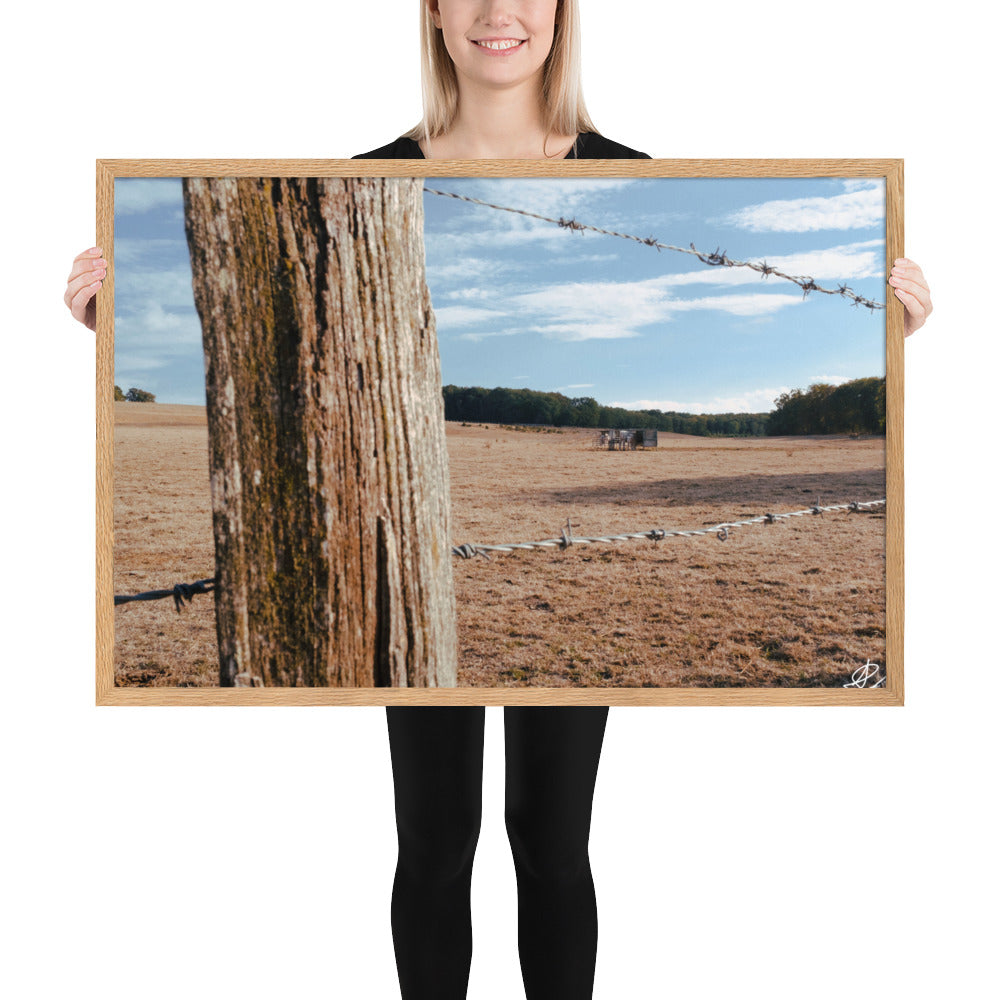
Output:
[470, 36, 528, 55]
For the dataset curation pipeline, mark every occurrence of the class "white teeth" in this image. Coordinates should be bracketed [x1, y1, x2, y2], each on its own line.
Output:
[476, 39, 523, 50]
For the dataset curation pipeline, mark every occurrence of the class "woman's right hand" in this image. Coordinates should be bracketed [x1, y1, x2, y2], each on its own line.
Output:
[64, 247, 107, 331]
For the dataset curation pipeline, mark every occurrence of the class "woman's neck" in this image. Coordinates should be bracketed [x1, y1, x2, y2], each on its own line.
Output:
[420, 81, 577, 160]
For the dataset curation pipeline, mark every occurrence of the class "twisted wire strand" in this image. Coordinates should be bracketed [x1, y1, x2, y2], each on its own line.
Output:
[423, 187, 885, 311]
[451, 499, 886, 560]
[114, 502, 886, 604]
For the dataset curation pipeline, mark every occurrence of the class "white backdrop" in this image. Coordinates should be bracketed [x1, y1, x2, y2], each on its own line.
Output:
[3, 2, 996, 997]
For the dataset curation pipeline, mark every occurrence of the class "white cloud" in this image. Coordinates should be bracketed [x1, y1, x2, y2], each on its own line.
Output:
[506, 277, 802, 340]
[114, 237, 190, 266]
[720, 185, 884, 232]
[517, 279, 668, 322]
[447, 270, 806, 342]
[115, 355, 172, 374]
[547, 252, 620, 266]
[115, 302, 201, 339]
[115, 178, 184, 216]
[808, 374, 854, 385]
[612, 387, 792, 415]
[433, 305, 509, 329]
[510, 279, 667, 341]
[425, 256, 511, 283]
[459, 178, 639, 219]
[664, 292, 801, 317]
[456, 330, 522, 343]
[114, 303, 204, 372]
[115, 265, 196, 309]
[441, 287, 498, 302]
[524, 322, 639, 341]
[841, 179, 883, 193]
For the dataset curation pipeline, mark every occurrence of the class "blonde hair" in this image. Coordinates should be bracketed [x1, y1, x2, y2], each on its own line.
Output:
[403, 0, 599, 153]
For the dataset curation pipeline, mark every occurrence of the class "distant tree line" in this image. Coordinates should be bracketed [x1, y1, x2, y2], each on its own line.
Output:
[442, 378, 885, 437]
[114, 385, 156, 402]
[107, 379, 883, 430]
[442, 385, 768, 436]
[767, 377, 885, 435]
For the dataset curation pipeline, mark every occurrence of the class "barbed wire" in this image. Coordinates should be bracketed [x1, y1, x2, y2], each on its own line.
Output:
[114, 500, 885, 606]
[423, 187, 885, 311]
[114, 578, 215, 612]
[451, 499, 885, 560]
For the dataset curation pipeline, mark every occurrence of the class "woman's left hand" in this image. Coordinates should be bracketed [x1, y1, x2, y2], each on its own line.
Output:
[888, 258, 932, 337]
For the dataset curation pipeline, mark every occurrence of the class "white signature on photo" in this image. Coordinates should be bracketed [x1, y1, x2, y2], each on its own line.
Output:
[843, 658, 885, 688]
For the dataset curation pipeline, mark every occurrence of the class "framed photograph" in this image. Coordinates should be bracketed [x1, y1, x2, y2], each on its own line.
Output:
[96, 158, 903, 705]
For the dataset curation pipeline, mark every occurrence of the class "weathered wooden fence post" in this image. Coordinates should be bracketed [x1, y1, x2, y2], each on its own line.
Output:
[182, 177, 456, 687]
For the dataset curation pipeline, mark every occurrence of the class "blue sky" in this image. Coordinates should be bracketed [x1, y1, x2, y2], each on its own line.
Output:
[114, 176, 885, 412]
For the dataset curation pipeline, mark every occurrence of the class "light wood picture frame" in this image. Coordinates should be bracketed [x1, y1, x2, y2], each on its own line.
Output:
[97, 158, 903, 706]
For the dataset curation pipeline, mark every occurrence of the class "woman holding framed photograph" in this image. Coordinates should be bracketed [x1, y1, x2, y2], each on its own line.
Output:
[65, 3, 932, 999]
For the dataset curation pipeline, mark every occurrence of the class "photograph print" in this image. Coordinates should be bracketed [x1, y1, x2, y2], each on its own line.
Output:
[101, 162, 899, 701]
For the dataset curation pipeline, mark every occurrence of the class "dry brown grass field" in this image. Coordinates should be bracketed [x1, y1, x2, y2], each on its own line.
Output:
[113, 403, 886, 688]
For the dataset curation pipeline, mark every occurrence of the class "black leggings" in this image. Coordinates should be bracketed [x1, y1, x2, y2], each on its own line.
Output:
[386, 706, 609, 1000]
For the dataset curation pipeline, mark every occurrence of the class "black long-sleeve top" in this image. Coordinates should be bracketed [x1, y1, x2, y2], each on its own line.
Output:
[353, 132, 651, 159]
